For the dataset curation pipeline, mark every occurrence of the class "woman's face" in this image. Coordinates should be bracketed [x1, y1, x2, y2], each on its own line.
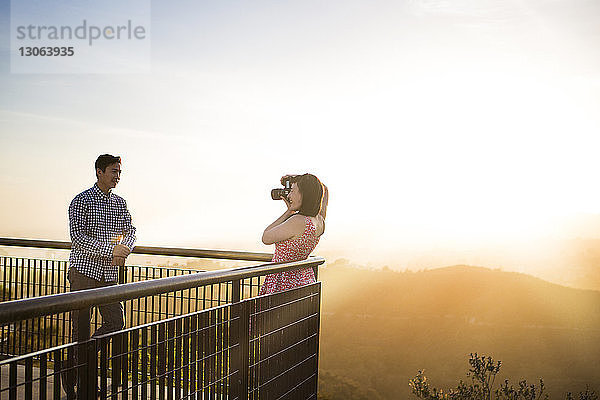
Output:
[288, 183, 303, 211]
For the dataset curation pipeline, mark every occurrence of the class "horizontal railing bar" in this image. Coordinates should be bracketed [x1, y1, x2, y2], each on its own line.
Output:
[0, 257, 324, 324]
[0, 258, 203, 274]
[0, 237, 274, 262]
[250, 333, 318, 368]
[253, 313, 318, 342]
[252, 353, 316, 392]
[252, 292, 319, 317]
[0, 341, 78, 366]
[96, 303, 240, 339]
[274, 373, 318, 400]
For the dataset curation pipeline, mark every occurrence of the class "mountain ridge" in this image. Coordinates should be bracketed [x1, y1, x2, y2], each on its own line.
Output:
[318, 260, 600, 399]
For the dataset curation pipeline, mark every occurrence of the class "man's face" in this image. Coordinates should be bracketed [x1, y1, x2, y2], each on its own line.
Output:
[97, 162, 121, 190]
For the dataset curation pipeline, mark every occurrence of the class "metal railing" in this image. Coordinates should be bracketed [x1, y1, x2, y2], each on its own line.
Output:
[0, 238, 275, 262]
[0, 257, 217, 356]
[0, 238, 324, 399]
[0, 238, 320, 356]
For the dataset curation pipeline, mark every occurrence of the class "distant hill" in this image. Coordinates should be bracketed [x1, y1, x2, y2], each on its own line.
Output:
[318, 261, 600, 400]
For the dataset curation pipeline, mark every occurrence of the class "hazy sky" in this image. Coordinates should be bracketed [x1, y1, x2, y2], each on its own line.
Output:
[2, 0, 600, 267]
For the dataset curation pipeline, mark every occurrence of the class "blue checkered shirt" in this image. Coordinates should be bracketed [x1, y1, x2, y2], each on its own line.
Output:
[68, 183, 136, 282]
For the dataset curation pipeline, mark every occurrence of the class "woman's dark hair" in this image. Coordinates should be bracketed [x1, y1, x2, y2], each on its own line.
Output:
[296, 174, 324, 217]
[95, 154, 121, 178]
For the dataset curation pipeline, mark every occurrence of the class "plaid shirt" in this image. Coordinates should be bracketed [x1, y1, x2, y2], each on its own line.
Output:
[68, 183, 136, 282]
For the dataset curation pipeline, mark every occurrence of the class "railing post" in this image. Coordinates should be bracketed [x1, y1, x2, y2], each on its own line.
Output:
[86, 338, 98, 399]
[229, 279, 248, 400]
[313, 283, 322, 396]
[76, 307, 91, 399]
[118, 265, 126, 284]
[238, 300, 250, 400]
[112, 332, 123, 390]
[232, 278, 241, 302]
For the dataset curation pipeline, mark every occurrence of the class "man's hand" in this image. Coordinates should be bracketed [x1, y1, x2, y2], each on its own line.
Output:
[113, 244, 131, 258]
[112, 256, 126, 267]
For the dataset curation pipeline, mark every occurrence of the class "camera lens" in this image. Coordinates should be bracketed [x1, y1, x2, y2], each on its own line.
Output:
[271, 188, 284, 200]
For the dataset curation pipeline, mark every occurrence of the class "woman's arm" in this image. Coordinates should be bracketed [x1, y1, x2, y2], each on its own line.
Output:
[263, 194, 306, 244]
[264, 209, 295, 236]
[314, 184, 328, 236]
[262, 213, 305, 245]
[319, 184, 328, 220]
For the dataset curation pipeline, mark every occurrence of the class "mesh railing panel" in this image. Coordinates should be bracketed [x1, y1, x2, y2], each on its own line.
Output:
[249, 284, 321, 400]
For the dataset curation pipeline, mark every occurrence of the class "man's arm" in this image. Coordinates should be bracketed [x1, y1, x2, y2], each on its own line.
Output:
[119, 200, 136, 251]
[69, 195, 113, 258]
[112, 199, 136, 266]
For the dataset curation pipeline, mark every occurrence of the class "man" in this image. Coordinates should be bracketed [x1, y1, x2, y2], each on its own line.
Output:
[63, 154, 136, 396]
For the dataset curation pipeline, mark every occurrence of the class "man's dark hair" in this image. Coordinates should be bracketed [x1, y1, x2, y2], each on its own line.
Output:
[296, 173, 324, 217]
[95, 154, 121, 178]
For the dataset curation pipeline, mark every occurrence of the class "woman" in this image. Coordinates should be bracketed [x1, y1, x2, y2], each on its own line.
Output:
[259, 173, 328, 294]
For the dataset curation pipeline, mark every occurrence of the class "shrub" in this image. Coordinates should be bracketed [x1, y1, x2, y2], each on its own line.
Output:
[409, 353, 597, 400]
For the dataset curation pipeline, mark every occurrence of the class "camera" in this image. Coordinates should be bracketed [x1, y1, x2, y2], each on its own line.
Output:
[271, 176, 296, 200]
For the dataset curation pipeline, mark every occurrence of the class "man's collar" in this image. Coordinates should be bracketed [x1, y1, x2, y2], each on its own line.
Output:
[93, 183, 112, 199]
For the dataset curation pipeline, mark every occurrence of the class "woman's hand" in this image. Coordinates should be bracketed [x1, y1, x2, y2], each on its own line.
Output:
[280, 174, 298, 185]
[282, 195, 296, 214]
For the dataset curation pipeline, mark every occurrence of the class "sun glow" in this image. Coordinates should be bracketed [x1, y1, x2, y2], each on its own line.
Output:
[2, 0, 600, 278]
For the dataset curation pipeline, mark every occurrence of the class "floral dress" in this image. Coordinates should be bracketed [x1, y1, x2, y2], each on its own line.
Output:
[259, 216, 320, 294]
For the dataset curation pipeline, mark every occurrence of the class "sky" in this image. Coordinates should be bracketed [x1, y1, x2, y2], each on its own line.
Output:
[2, 0, 600, 271]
